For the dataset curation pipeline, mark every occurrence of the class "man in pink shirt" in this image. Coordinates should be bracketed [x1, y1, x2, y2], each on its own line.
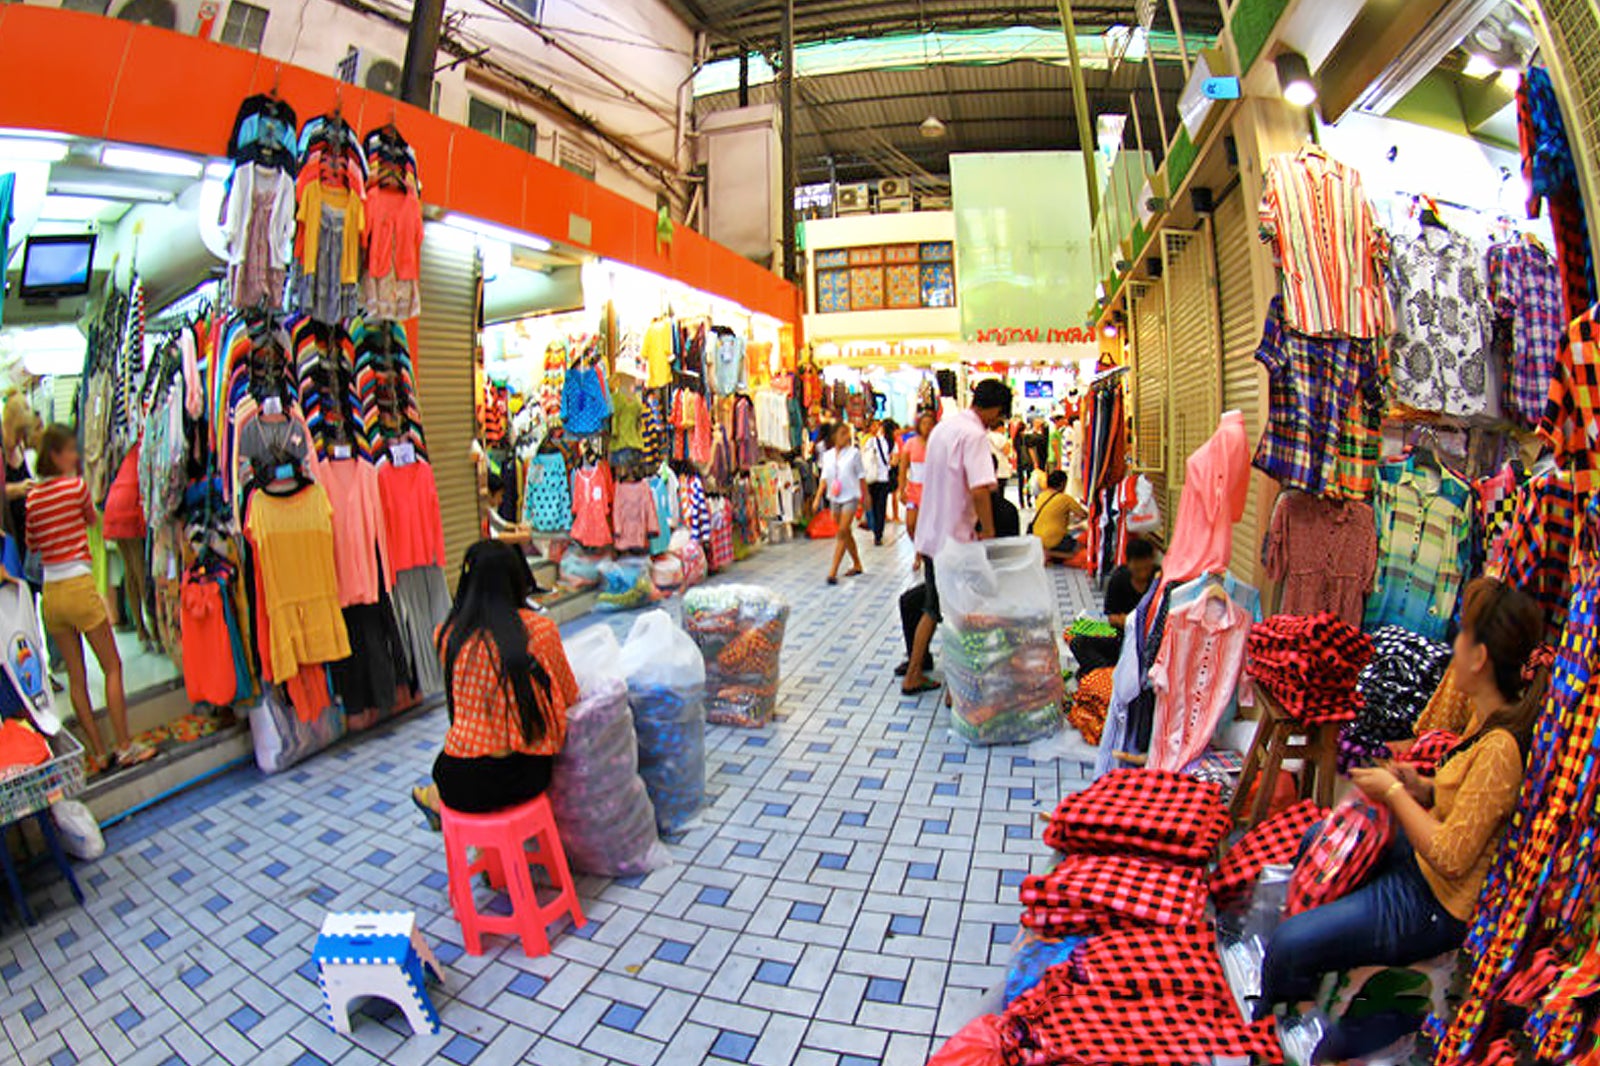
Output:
[902, 379, 1012, 696]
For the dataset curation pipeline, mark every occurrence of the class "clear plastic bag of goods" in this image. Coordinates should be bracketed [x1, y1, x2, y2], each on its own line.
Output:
[559, 547, 609, 589]
[617, 610, 707, 833]
[683, 584, 790, 727]
[1002, 929, 1084, 1005]
[674, 536, 708, 589]
[935, 537, 1064, 745]
[249, 687, 346, 774]
[51, 799, 105, 860]
[651, 553, 685, 591]
[548, 675, 671, 876]
[564, 624, 623, 695]
[596, 557, 656, 612]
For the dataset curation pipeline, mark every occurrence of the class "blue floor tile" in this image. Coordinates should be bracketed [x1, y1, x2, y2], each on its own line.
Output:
[817, 852, 849, 870]
[654, 940, 693, 964]
[227, 1005, 262, 1033]
[112, 1007, 142, 1033]
[732, 841, 763, 858]
[933, 782, 959, 797]
[696, 886, 732, 907]
[601, 1002, 646, 1032]
[710, 1030, 757, 1063]
[439, 1034, 484, 1065]
[789, 901, 825, 923]
[507, 972, 547, 998]
[180, 965, 209, 990]
[864, 977, 905, 1004]
[839, 811, 868, 827]
[888, 915, 923, 936]
[754, 959, 794, 986]
[906, 862, 938, 881]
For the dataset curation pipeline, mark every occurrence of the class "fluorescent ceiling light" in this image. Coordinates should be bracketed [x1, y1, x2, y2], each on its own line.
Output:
[9, 326, 87, 377]
[441, 213, 552, 252]
[39, 196, 117, 222]
[49, 181, 174, 203]
[1463, 53, 1498, 78]
[204, 160, 234, 181]
[0, 138, 69, 164]
[99, 145, 203, 179]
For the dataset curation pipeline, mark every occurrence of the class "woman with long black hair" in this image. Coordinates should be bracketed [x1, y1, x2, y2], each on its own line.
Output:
[412, 540, 579, 825]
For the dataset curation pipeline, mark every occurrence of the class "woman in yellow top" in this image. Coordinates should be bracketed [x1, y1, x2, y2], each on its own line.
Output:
[1259, 577, 1547, 1059]
[1029, 470, 1086, 560]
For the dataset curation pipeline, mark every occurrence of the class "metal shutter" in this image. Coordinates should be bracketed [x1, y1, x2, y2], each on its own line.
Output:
[416, 229, 481, 585]
[1215, 187, 1266, 586]
[1162, 227, 1222, 521]
[1130, 279, 1169, 534]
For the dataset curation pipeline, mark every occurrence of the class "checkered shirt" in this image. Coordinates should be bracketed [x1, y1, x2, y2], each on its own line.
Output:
[1489, 468, 1581, 642]
[1396, 730, 1462, 773]
[1210, 798, 1325, 909]
[1252, 296, 1381, 495]
[1042, 768, 1229, 865]
[1020, 853, 1208, 929]
[1519, 67, 1597, 322]
[1488, 240, 1564, 428]
[439, 610, 578, 759]
[1063, 923, 1233, 1001]
[1332, 364, 1387, 501]
[1000, 986, 1285, 1066]
[1476, 462, 1524, 568]
[1285, 795, 1394, 916]
[1538, 309, 1600, 485]
[1364, 453, 1475, 641]
[1067, 667, 1114, 746]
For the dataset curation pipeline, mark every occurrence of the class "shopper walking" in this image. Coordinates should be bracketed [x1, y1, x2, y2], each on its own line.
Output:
[863, 420, 896, 547]
[412, 540, 579, 827]
[987, 421, 1015, 504]
[887, 422, 904, 525]
[26, 426, 149, 773]
[902, 380, 1010, 696]
[814, 422, 867, 584]
[1257, 577, 1547, 1060]
[1014, 417, 1035, 508]
[899, 409, 935, 545]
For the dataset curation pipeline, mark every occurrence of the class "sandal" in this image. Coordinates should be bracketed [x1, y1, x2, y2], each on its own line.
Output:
[826, 575, 839, 586]
[900, 679, 941, 696]
[411, 787, 442, 833]
[843, 567, 864, 578]
[113, 742, 157, 769]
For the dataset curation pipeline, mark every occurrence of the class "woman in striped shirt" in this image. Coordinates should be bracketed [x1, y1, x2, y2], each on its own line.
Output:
[25, 426, 149, 772]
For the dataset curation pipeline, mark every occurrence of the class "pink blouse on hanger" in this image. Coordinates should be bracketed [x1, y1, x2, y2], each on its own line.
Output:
[1147, 592, 1251, 772]
[1159, 410, 1250, 588]
[570, 462, 614, 548]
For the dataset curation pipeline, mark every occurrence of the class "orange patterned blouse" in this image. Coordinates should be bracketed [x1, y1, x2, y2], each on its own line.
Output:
[440, 609, 578, 759]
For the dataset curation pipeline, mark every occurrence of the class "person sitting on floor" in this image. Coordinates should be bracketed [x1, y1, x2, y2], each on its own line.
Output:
[1069, 536, 1159, 674]
[1256, 577, 1547, 1061]
[1029, 470, 1087, 563]
[412, 540, 579, 829]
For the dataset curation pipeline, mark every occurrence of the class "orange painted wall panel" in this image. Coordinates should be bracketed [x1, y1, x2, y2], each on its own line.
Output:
[0, 8, 797, 323]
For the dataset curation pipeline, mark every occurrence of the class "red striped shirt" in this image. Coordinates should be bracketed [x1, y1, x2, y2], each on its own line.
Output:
[25, 477, 95, 565]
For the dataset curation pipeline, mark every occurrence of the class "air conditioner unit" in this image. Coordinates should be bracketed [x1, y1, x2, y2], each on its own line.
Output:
[879, 197, 913, 214]
[877, 176, 913, 200]
[918, 195, 952, 211]
[836, 183, 871, 214]
[363, 55, 404, 98]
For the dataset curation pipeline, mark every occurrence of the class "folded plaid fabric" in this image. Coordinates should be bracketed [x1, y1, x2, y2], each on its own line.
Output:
[1248, 611, 1372, 722]
[1210, 798, 1326, 908]
[1042, 769, 1229, 864]
[1065, 923, 1232, 1001]
[1397, 729, 1462, 772]
[1020, 853, 1208, 928]
[1000, 985, 1285, 1066]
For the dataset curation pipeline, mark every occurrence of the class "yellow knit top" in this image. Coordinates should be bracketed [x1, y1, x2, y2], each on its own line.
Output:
[1415, 727, 1523, 921]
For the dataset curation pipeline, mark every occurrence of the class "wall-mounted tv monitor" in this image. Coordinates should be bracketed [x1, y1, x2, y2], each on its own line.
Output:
[1024, 380, 1054, 400]
[20, 234, 97, 300]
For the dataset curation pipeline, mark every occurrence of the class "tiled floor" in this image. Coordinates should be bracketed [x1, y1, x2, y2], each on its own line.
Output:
[0, 529, 1101, 1066]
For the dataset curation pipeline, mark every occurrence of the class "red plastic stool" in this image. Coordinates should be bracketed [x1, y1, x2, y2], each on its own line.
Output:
[439, 793, 586, 956]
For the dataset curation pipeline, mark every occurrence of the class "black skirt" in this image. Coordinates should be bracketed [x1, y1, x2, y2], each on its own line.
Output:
[432, 752, 554, 814]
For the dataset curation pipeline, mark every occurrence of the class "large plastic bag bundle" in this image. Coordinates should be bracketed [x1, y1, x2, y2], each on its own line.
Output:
[249, 687, 345, 774]
[668, 530, 708, 589]
[548, 675, 671, 876]
[617, 610, 707, 833]
[564, 625, 622, 694]
[682, 584, 789, 727]
[935, 537, 1064, 745]
[651, 553, 685, 591]
[559, 547, 609, 589]
[596, 557, 656, 612]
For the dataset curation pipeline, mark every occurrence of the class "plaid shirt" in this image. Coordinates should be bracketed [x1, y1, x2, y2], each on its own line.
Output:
[1519, 68, 1598, 322]
[1211, 798, 1325, 909]
[1067, 923, 1234, 1001]
[1252, 296, 1380, 495]
[1539, 309, 1600, 489]
[1260, 144, 1392, 339]
[1002, 985, 1284, 1066]
[1489, 469, 1580, 642]
[1332, 354, 1387, 501]
[1285, 796, 1394, 916]
[1487, 240, 1564, 428]
[1020, 854, 1208, 929]
[440, 610, 579, 758]
[1434, 495, 1600, 1063]
[1042, 768, 1228, 865]
[1365, 453, 1474, 641]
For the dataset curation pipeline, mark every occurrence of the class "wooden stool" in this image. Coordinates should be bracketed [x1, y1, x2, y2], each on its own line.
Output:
[1230, 695, 1339, 829]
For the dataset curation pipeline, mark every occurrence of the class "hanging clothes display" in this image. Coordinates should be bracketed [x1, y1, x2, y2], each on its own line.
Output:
[360, 123, 423, 320]
[1519, 66, 1596, 322]
[1146, 588, 1250, 773]
[1387, 225, 1495, 418]
[1158, 411, 1249, 587]
[1487, 237, 1563, 429]
[1364, 452, 1473, 641]
[1262, 491, 1377, 627]
[243, 483, 350, 682]
[292, 112, 365, 323]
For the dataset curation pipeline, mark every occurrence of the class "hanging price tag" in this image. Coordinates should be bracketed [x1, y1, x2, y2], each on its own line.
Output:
[391, 441, 417, 466]
[273, 463, 296, 480]
[333, 444, 352, 460]
[262, 396, 282, 416]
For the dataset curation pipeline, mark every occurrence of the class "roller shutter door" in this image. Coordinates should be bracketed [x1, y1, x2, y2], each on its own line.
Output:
[1162, 227, 1222, 521]
[1130, 280, 1169, 536]
[1215, 187, 1266, 586]
[415, 229, 481, 585]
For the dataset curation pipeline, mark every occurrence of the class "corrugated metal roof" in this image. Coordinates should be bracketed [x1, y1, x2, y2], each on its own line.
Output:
[695, 58, 1186, 183]
[670, 0, 1224, 57]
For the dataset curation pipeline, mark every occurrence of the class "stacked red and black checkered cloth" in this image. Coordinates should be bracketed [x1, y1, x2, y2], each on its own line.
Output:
[1209, 798, 1326, 909]
[1041, 768, 1230, 864]
[1020, 853, 1208, 934]
[1000, 924, 1284, 1065]
[1246, 612, 1373, 724]
[1396, 729, 1461, 773]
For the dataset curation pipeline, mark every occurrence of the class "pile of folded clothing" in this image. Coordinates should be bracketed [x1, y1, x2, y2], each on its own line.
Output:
[1339, 626, 1452, 770]
[1041, 768, 1232, 863]
[1066, 667, 1114, 745]
[1020, 852, 1209, 934]
[1209, 797, 1326, 910]
[1246, 612, 1373, 725]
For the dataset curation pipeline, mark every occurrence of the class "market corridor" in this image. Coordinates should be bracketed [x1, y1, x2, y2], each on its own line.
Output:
[0, 534, 1100, 1066]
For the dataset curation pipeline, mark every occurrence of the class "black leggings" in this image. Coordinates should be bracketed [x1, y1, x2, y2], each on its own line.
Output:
[867, 482, 892, 542]
[433, 752, 554, 814]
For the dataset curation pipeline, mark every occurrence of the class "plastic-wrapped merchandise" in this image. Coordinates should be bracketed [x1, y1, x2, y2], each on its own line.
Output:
[596, 557, 656, 612]
[651, 554, 685, 591]
[559, 547, 609, 589]
[669, 529, 708, 589]
[617, 611, 707, 833]
[682, 584, 789, 727]
[548, 676, 671, 876]
[936, 537, 1064, 745]
[1003, 930, 1084, 1005]
[249, 687, 345, 774]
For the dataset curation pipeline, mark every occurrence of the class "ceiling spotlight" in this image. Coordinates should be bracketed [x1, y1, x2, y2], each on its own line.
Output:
[1275, 51, 1318, 108]
[1463, 53, 1499, 78]
[920, 115, 947, 139]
